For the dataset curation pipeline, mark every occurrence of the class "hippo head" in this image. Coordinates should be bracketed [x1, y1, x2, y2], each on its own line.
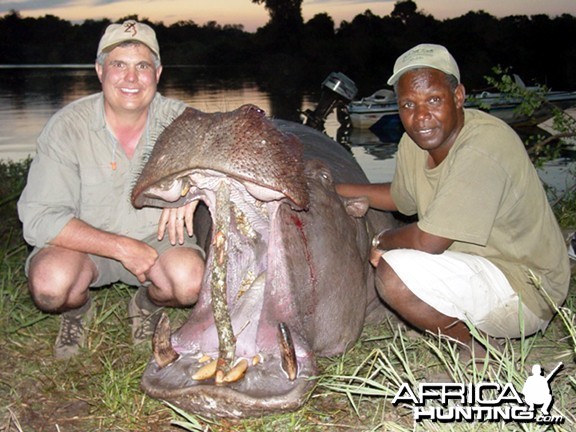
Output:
[131, 105, 377, 418]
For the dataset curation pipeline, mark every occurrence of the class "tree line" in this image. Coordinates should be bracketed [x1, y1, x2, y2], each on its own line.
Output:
[1, 0, 576, 94]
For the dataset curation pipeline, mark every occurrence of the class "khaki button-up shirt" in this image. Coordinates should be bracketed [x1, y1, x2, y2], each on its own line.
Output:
[18, 92, 187, 249]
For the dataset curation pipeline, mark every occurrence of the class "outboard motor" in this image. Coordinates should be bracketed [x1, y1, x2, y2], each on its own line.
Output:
[302, 72, 358, 132]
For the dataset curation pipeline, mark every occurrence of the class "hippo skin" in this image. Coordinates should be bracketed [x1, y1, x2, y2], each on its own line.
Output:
[131, 104, 396, 418]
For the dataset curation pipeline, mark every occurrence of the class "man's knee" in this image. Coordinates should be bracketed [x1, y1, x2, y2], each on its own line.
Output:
[169, 248, 204, 285]
[27, 248, 94, 312]
[375, 259, 407, 306]
[150, 248, 205, 306]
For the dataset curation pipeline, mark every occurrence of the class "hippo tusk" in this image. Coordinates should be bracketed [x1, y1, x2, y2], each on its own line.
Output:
[152, 312, 180, 369]
[277, 322, 298, 381]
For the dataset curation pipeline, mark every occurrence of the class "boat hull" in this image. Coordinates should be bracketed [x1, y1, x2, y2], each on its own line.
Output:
[348, 91, 576, 129]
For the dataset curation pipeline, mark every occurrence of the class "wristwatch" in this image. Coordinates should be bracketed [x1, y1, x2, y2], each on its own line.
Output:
[372, 229, 389, 249]
[372, 232, 381, 249]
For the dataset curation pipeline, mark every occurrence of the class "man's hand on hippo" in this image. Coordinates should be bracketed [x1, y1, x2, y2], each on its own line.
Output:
[370, 228, 390, 267]
[370, 247, 385, 268]
[158, 201, 198, 245]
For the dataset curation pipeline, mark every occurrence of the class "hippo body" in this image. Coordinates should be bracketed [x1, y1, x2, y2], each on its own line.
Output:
[132, 105, 396, 418]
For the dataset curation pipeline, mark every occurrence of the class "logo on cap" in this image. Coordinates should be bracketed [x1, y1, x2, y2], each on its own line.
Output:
[124, 21, 138, 37]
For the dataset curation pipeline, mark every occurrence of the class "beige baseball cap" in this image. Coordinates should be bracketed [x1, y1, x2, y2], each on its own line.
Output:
[97, 20, 160, 59]
[387, 43, 459, 85]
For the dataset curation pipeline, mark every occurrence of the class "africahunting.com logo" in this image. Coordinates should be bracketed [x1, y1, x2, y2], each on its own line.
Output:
[392, 362, 565, 425]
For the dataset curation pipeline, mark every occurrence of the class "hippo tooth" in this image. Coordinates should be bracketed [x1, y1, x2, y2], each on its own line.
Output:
[198, 354, 212, 364]
[277, 322, 298, 381]
[191, 359, 218, 381]
[215, 369, 225, 385]
[152, 312, 180, 369]
[180, 179, 191, 197]
[223, 359, 249, 383]
[252, 353, 263, 366]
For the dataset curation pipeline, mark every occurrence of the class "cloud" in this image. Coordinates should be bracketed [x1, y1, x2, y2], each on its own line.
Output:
[306, 0, 394, 4]
[1, 0, 73, 13]
[0, 0, 120, 14]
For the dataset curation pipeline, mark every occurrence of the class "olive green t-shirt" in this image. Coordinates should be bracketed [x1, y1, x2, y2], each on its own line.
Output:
[391, 109, 570, 320]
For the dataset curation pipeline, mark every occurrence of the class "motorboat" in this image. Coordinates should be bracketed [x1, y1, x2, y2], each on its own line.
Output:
[345, 75, 576, 130]
[466, 86, 576, 126]
[347, 89, 399, 130]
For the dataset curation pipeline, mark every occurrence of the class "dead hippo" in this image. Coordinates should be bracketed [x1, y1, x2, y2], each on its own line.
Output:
[131, 104, 396, 418]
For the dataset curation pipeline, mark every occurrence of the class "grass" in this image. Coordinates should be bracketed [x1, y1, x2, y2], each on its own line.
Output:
[0, 158, 574, 432]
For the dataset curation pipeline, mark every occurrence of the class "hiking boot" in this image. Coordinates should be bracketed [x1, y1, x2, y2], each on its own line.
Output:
[129, 286, 162, 345]
[54, 298, 95, 360]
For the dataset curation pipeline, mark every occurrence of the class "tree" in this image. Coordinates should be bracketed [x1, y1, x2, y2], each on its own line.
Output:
[252, 0, 304, 57]
[391, 0, 418, 24]
[252, 0, 303, 28]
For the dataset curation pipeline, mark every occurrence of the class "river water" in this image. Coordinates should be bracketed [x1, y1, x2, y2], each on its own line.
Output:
[0, 65, 573, 192]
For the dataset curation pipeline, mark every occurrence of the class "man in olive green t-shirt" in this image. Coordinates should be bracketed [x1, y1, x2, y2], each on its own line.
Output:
[337, 44, 570, 359]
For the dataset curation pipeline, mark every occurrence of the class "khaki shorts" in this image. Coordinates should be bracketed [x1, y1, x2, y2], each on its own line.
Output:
[25, 232, 205, 288]
[382, 249, 549, 338]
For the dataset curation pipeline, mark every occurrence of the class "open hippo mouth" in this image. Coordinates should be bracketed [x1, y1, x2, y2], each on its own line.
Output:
[131, 105, 385, 418]
[139, 170, 315, 418]
[131, 105, 322, 418]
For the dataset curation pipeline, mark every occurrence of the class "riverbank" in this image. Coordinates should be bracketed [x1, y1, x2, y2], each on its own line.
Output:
[1, 158, 575, 431]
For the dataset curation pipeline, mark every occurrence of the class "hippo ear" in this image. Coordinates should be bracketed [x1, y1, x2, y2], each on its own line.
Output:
[344, 196, 369, 218]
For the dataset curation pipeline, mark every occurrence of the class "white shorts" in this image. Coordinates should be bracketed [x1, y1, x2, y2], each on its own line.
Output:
[382, 249, 549, 338]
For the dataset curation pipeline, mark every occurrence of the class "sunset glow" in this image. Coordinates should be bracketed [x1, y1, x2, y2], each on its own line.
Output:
[1, 0, 574, 32]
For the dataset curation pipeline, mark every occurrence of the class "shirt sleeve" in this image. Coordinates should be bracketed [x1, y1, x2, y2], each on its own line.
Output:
[390, 138, 418, 216]
[17, 117, 81, 248]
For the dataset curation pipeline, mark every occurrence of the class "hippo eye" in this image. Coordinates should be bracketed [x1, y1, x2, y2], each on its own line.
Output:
[247, 105, 264, 114]
[319, 169, 332, 185]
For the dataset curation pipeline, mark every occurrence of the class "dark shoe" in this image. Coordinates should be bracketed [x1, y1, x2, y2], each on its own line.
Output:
[129, 286, 162, 345]
[54, 298, 95, 360]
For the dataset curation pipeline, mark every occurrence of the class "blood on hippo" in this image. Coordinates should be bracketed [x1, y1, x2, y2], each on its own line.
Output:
[131, 104, 397, 418]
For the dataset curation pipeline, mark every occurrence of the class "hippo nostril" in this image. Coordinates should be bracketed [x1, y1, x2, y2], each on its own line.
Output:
[277, 322, 298, 381]
[152, 312, 180, 369]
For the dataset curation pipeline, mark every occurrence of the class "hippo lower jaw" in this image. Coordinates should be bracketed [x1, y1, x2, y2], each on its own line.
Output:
[142, 353, 316, 418]
[143, 323, 317, 418]
[140, 174, 319, 418]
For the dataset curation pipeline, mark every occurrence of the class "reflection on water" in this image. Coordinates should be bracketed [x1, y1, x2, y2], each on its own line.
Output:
[0, 65, 309, 158]
[0, 66, 101, 161]
[0, 66, 573, 190]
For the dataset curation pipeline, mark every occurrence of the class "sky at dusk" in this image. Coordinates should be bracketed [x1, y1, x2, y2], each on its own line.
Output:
[1, 0, 575, 32]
